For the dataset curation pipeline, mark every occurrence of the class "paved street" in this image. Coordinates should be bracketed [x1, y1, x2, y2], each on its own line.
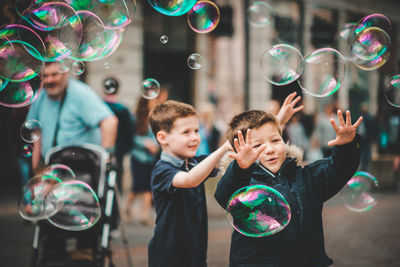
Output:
[1, 179, 400, 267]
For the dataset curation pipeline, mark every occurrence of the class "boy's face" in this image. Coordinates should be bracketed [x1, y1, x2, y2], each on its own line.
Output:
[251, 123, 286, 174]
[159, 115, 201, 160]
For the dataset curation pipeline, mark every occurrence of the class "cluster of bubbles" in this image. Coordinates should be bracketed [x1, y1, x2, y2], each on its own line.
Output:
[226, 185, 291, 237]
[0, 0, 136, 108]
[340, 171, 379, 213]
[18, 163, 101, 231]
[260, 44, 346, 97]
[254, 8, 397, 104]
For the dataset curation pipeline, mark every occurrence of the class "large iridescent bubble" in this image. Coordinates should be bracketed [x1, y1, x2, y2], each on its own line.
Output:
[187, 1, 220, 34]
[45, 180, 101, 231]
[0, 24, 47, 62]
[0, 74, 43, 108]
[350, 13, 392, 43]
[226, 185, 291, 237]
[340, 171, 379, 212]
[260, 44, 303, 86]
[42, 163, 76, 181]
[350, 27, 391, 71]
[298, 48, 346, 97]
[0, 24, 46, 82]
[21, 1, 83, 62]
[147, 0, 197, 16]
[66, 0, 135, 29]
[384, 75, 400, 108]
[0, 41, 43, 82]
[18, 174, 63, 221]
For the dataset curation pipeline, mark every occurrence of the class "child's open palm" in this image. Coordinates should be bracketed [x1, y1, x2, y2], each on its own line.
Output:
[228, 129, 266, 169]
[327, 110, 363, 147]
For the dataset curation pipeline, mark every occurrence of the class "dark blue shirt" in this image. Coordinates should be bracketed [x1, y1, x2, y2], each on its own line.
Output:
[148, 152, 216, 267]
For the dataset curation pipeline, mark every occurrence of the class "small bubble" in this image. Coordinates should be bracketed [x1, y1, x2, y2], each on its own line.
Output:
[160, 35, 168, 44]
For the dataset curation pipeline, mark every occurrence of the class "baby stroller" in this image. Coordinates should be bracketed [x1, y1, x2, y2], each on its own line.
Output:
[30, 143, 132, 267]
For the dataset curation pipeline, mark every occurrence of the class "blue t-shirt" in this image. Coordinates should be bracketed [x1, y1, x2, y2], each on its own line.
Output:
[148, 152, 218, 267]
[27, 79, 113, 157]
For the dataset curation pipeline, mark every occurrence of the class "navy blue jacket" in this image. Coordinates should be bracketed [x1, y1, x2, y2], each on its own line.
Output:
[214, 135, 362, 267]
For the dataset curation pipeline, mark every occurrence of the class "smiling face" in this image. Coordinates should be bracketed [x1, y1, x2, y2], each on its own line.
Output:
[251, 122, 286, 174]
[158, 115, 201, 160]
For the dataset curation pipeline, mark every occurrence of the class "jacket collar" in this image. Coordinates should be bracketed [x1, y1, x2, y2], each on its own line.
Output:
[253, 157, 297, 178]
[160, 151, 198, 170]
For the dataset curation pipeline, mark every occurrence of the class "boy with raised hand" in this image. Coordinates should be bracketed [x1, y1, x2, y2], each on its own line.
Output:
[215, 109, 363, 267]
[148, 93, 302, 267]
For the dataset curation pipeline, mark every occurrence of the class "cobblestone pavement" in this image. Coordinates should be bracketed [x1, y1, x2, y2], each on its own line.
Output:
[1, 186, 399, 267]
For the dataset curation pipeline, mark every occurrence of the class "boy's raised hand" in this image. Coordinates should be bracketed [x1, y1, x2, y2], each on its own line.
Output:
[276, 92, 304, 126]
[327, 110, 363, 147]
[228, 129, 266, 169]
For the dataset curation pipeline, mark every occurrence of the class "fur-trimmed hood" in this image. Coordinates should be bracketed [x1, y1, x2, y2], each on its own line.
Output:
[217, 142, 304, 176]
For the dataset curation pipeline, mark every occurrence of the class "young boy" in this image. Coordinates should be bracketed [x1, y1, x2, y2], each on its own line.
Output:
[147, 94, 302, 267]
[214, 109, 363, 267]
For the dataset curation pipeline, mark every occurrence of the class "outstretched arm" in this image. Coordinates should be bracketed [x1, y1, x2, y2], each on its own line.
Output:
[276, 92, 304, 126]
[304, 109, 363, 202]
[172, 141, 232, 188]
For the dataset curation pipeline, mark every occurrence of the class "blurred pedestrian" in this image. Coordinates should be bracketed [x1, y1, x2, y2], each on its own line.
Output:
[125, 87, 168, 225]
[196, 102, 221, 156]
[358, 102, 379, 171]
[103, 77, 133, 190]
[27, 62, 118, 172]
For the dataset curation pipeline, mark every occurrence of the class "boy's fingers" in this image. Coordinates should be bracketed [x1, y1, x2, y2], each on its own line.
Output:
[256, 144, 266, 155]
[327, 139, 337, 147]
[330, 118, 339, 132]
[246, 129, 252, 145]
[291, 95, 302, 106]
[353, 116, 363, 128]
[337, 109, 345, 125]
[233, 138, 240, 152]
[237, 130, 245, 146]
[346, 110, 351, 125]
[293, 105, 304, 113]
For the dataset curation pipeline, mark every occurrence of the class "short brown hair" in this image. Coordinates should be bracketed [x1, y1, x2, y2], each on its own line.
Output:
[226, 110, 281, 149]
[149, 100, 198, 135]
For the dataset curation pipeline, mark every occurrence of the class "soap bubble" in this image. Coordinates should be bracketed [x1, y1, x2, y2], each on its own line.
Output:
[18, 174, 62, 221]
[42, 164, 76, 181]
[247, 1, 273, 28]
[298, 48, 346, 97]
[141, 78, 160, 99]
[0, 74, 43, 108]
[384, 74, 400, 108]
[21, 144, 34, 157]
[350, 27, 391, 71]
[187, 53, 204, 70]
[71, 61, 85, 75]
[103, 77, 119, 95]
[187, 0, 220, 34]
[20, 119, 42, 143]
[350, 13, 391, 43]
[260, 44, 303, 86]
[147, 0, 197, 16]
[340, 171, 379, 212]
[45, 180, 101, 230]
[226, 185, 291, 237]
[160, 35, 168, 44]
